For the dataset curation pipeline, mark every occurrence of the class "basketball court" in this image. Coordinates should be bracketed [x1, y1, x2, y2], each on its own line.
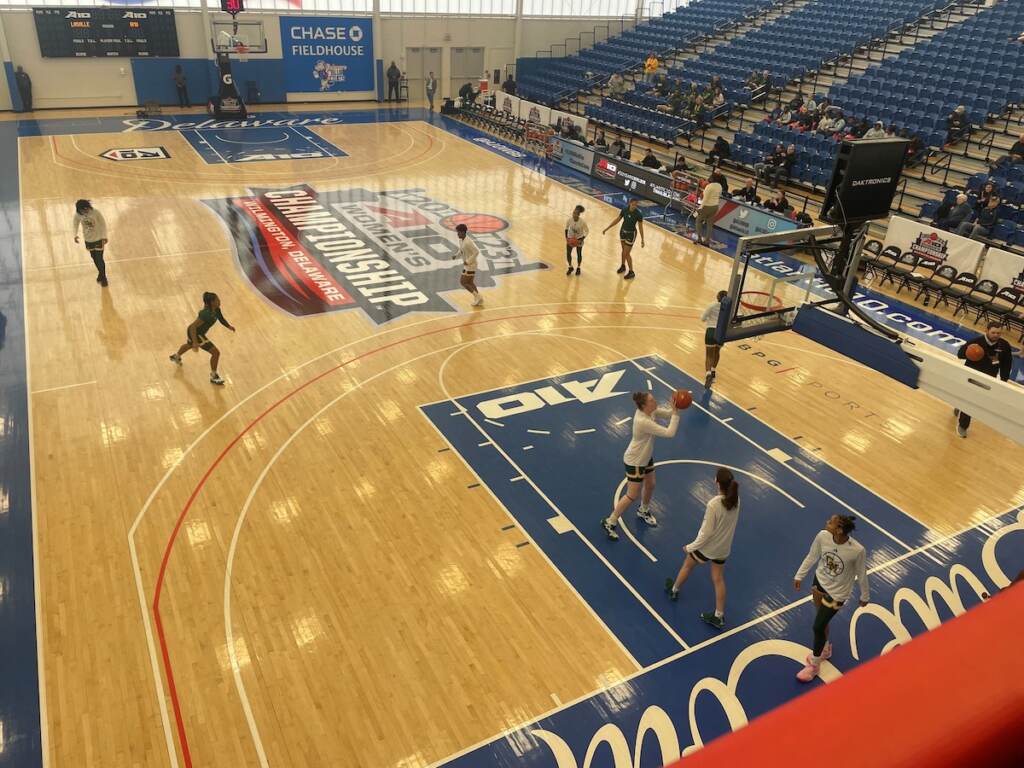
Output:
[2, 102, 1022, 768]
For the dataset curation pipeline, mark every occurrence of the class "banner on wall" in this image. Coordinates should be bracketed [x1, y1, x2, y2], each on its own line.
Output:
[550, 107, 589, 138]
[280, 17, 374, 93]
[496, 93, 521, 120]
[883, 215, 984, 274]
[549, 136, 596, 175]
[982, 247, 1024, 293]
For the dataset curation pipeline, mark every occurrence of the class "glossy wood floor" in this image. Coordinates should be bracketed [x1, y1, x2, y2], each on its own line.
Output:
[23, 119, 1024, 767]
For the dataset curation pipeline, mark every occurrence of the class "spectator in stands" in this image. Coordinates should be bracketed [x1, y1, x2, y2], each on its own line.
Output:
[608, 72, 626, 98]
[977, 180, 998, 211]
[847, 118, 869, 139]
[761, 144, 795, 187]
[644, 53, 659, 84]
[502, 74, 517, 95]
[738, 179, 759, 205]
[691, 96, 707, 123]
[764, 189, 791, 214]
[817, 109, 843, 136]
[863, 120, 887, 139]
[814, 97, 830, 118]
[707, 135, 731, 165]
[903, 130, 924, 167]
[932, 193, 972, 231]
[654, 75, 671, 98]
[386, 61, 402, 102]
[672, 155, 693, 173]
[641, 148, 663, 171]
[957, 195, 1000, 240]
[754, 144, 785, 184]
[946, 105, 969, 145]
[611, 137, 628, 158]
[712, 87, 725, 108]
[594, 131, 609, 151]
[991, 132, 1024, 170]
[664, 89, 685, 116]
[709, 167, 729, 195]
[794, 106, 816, 131]
[805, 94, 818, 113]
[788, 92, 804, 112]
[774, 106, 794, 126]
[745, 70, 763, 90]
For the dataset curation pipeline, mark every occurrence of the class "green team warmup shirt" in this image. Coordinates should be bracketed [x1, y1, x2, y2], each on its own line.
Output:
[195, 308, 222, 340]
[619, 206, 643, 237]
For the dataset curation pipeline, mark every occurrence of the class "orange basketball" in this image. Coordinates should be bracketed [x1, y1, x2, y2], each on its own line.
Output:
[965, 343, 985, 362]
[567, 237, 579, 247]
[673, 389, 693, 409]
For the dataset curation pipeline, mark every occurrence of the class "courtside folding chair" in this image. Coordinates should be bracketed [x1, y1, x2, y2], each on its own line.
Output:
[941, 272, 978, 314]
[916, 264, 958, 307]
[960, 279, 999, 321]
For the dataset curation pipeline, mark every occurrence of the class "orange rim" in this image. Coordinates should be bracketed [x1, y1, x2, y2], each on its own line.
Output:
[738, 290, 784, 312]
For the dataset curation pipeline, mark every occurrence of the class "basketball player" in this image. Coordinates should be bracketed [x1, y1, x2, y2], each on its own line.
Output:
[793, 514, 869, 682]
[602, 392, 680, 539]
[169, 292, 235, 386]
[565, 205, 589, 275]
[72, 199, 109, 287]
[954, 322, 1012, 437]
[602, 198, 645, 280]
[700, 290, 727, 389]
[453, 223, 483, 306]
[665, 467, 740, 630]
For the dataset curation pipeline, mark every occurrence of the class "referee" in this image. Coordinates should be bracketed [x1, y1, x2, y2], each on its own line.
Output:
[954, 321, 1013, 438]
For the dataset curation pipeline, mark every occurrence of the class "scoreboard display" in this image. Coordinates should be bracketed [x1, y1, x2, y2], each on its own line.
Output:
[34, 8, 179, 58]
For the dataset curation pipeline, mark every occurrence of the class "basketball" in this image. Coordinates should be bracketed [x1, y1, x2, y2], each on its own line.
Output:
[673, 389, 693, 409]
[567, 236, 578, 247]
[965, 343, 985, 362]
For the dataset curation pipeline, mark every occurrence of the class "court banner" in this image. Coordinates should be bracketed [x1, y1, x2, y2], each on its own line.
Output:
[591, 153, 682, 206]
[883, 215, 983, 274]
[550, 106, 589, 137]
[495, 92, 521, 119]
[280, 17, 374, 94]
[549, 136, 596, 175]
[714, 199, 797, 237]
[982, 246, 1024, 293]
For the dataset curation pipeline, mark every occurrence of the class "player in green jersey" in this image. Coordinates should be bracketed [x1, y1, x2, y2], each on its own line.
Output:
[169, 292, 236, 385]
[602, 198, 645, 279]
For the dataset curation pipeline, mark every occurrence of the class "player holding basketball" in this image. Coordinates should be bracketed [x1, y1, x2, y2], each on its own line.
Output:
[72, 199, 109, 287]
[169, 292, 236, 386]
[602, 198, 645, 280]
[454, 223, 483, 306]
[954, 322, 1012, 437]
[793, 514, 869, 682]
[701, 290, 728, 389]
[602, 392, 679, 539]
[665, 467, 740, 630]
[565, 205, 589, 275]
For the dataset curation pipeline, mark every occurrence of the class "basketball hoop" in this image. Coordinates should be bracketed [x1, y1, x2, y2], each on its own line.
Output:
[739, 290, 785, 313]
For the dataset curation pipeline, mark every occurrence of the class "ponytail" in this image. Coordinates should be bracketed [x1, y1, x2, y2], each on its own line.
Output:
[202, 291, 218, 308]
[716, 467, 739, 510]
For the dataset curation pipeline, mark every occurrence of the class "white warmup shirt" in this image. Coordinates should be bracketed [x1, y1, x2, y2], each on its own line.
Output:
[700, 299, 722, 329]
[700, 182, 722, 209]
[565, 217, 590, 241]
[686, 495, 740, 561]
[794, 530, 869, 603]
[73, 209, 108, 243]
[622, 407, 679, 466]
[458, 236, 480, 272]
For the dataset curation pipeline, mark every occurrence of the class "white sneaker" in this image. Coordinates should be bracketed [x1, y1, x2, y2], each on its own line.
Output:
[601, 518, 619, 540]
[956, 424, 967, 438]
[169, 354, 182, 366]
[637, 508, 658, 527]
[210, 372, 225, 386]
[472, 295, 483, 306]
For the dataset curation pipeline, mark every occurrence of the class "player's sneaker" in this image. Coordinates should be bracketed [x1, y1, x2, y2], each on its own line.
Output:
[169, 354, 182, 366]
[704, 371, 714, 389]
[210, 372, 225, 386]
[700, 612, 724, 630]
[566, 266, 573, 275]
[616, 265, 626, 274]
[99, 278, 108, 287]
[957, 424, 967, 438]
[575, 267, 581, 276]
[472, 295, 483, 307]
[637, 508, 657, 526]
[796, 660, 820, 682]
[664, 578, 678, 601]
[624, 271, 636, 280]
[601, 518, 619, 540]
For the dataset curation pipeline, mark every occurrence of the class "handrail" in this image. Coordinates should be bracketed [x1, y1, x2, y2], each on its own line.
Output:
[922, 148, 954, 186]
[974, 128, 996, 163]
[892, 176, 909, 214]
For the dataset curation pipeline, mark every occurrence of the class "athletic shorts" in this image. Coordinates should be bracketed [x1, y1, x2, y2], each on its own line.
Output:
[185, 330, 215, 352]
[813, 576, 844, 609]
[704, 327, 719, 346]
[85, 239, 105, 251]
[691, 549, 726, 565]
[624, 457, 654, 480]
[619, 229, 637, 246]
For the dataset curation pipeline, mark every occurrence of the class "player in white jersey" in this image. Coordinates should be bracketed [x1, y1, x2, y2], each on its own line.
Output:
[664, 467, 740, 630]
[453, 223, 483, 306]
[700, 290, 727, 389]
[602, 392, 680, 539]
[72, 199, 109, 287]
[564, 204, 589, 276]
[793, 514, 870, 682]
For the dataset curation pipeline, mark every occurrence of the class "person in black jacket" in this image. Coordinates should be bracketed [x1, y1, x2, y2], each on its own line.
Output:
[707, 135, 731, 165]
[386, 61, 402, 102]
[14, 66, 31, 111]
[954, 323, 1014, 437]
[946, 105, 968, 145]
[737, 178, 759, 205]
[933, 193, 972, 231]
[708, 167, 729, 195]
[957, 195, 1000, 240]
[991, 132, 1024, 170]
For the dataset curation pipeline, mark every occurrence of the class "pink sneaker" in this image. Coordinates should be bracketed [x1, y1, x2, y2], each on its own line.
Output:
[796, 661, 820, 683]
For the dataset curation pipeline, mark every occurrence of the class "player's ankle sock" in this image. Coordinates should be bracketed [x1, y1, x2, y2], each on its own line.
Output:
[638, 503, 649, 514]
[715, 610, 724, 619]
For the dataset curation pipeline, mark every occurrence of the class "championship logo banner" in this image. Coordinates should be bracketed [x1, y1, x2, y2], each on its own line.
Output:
[203, 184, 545, 322]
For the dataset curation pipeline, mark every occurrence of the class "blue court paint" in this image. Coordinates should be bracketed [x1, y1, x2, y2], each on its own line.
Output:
[0, 124, 43, 767]
[181, 124, 347, 164]
[422, 359, 1024, 767]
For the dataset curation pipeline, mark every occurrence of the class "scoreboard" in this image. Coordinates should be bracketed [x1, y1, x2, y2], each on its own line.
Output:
[34, 8, 180, 58]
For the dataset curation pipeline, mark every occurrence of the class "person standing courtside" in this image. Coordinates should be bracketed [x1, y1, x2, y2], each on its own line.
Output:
[15, 66, 32, 111]
[72, 199, 109, 287]
[565, 205, 589, 275]
[954, 322, 1013, 437]
[425, 71, 437, 111]
[386, 61, 401, 102]
[453, 223, 483, 306]
[695, 174, 722, 246]
[172, 64, 190, 108]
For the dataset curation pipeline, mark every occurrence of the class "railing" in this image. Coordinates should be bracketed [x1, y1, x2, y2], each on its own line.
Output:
[921, 148, 954, 186]
[974, 128, 996, 163]
[892, 176, 910, 214]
